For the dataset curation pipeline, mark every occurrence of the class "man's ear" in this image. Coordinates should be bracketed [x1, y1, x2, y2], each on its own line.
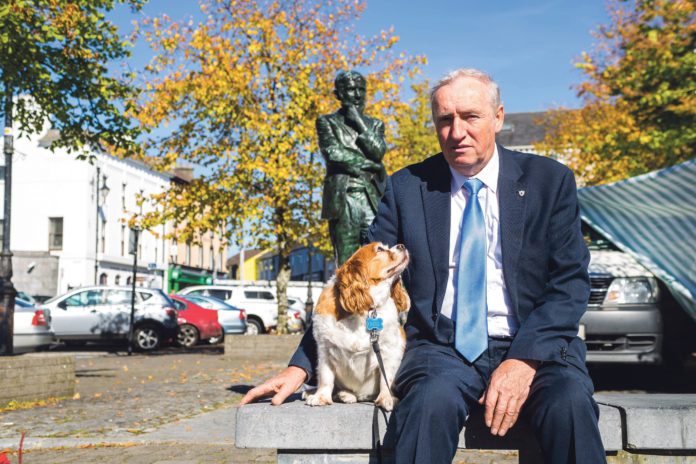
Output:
[336, 260, 373, 315]
[494, 104, 505, 133]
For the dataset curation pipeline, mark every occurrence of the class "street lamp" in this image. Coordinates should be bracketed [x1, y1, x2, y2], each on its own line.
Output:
[94, 168, 110, 284]
[0, 92, 17, 354]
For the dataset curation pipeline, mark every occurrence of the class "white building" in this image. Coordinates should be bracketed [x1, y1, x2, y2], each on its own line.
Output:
[3, 129, 178, 298]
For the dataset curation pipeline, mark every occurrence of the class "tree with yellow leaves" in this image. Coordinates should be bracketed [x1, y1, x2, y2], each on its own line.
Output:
[386, 79, 440, 175]
[536, 0, 696, 186]
[130, 0, 424, 332]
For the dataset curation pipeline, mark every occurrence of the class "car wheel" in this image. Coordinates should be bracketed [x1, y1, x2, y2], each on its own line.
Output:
[133, 324, 161, 351]
[208, 333, 224, 344]
[176, 324, 199, 347]
[245, 319, 263, 335]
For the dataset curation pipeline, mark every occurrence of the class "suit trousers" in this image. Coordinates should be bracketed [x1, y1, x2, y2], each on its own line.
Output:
[384, 338, 606, 464]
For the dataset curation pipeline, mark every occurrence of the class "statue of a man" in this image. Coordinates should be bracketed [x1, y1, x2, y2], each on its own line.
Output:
[316, 70, 387, 265]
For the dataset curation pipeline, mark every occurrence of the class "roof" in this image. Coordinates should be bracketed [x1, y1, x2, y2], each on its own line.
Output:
[495, 111, 547, 147]
[578, 159, 696, 322]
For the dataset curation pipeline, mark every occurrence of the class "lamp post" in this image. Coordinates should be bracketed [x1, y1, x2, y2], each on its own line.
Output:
[94, 168, 109, 284]
[0, 91, 17, 355]
[127, 227, 140, 355]
[306, 246, 314, 313]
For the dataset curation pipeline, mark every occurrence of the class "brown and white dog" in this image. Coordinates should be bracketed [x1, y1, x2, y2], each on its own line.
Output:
[304, 242, 410, 411]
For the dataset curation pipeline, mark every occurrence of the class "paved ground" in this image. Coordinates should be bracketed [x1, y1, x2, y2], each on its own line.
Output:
[0, 338, 520, 463]
[0, 338, 694, 463]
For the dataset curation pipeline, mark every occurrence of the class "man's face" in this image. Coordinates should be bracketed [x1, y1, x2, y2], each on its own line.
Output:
[336, 78, 366, 112]
[432, 77, 504, 177]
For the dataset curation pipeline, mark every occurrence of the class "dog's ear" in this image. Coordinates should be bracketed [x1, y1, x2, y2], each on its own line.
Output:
[336, 258, 373, 315]
[391, 279, 410, 313]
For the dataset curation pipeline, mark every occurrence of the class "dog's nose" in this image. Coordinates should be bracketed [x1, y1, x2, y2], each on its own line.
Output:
[395, 244, 405, 251]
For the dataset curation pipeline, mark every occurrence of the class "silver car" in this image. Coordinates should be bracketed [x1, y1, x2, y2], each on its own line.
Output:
[41, 286, 179, 351]
[178, 294, 247, 339]
[14, 298, 54, 353]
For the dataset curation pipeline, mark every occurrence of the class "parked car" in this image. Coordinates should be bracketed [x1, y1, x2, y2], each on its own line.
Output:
[13, 298, 54, 353]
[41, 286, 178, 351]
[169, 295, 223, 347]
[287, 297, 308, 328]
[16, 291, 37, 305]
[176, 294, 247, 340]
[178, 285, 305, 334]
[581, 222, 665, 364]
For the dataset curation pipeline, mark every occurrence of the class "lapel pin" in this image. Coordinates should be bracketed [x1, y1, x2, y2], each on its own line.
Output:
[518, 190, 525, 197]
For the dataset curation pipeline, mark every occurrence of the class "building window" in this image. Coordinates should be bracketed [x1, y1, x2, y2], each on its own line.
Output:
[198, 245, 203, 268]
[209, 247, 214, 271]
[115, 275, 121, 285]
[100, 218, 106, 253]
[99, 272, 107, 285]
[121, 225, 126, 256]
[219, 251, 223, 272]
[49, 217, 63, 250]
[121, 183, 127, 211]
[186, 244, 191, 266]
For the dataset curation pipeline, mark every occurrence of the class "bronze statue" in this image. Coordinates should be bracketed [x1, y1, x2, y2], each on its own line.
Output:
[317, 70, 387, 265]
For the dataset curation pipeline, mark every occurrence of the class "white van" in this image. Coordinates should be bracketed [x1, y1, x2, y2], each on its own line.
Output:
[177, 285, 304, 334]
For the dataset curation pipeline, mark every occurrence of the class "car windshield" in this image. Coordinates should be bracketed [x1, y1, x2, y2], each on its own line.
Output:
[582, 221, 619, 251]
[15, 298, 32, 307]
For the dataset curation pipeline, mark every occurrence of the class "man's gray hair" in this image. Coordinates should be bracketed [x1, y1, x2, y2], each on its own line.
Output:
[429, 68, 501, 113]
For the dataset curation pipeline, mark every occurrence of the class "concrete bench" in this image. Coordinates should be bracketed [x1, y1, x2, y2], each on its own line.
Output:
[236, 393, 696, 463]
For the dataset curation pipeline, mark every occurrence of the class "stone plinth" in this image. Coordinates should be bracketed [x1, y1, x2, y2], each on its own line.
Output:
[0, 355, 74, 406]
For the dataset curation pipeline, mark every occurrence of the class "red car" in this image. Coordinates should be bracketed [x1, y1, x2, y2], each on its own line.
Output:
[170, 295, 223, 347]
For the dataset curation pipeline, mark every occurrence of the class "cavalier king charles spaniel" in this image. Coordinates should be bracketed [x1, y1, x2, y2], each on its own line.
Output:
[304, 242, 410, 411]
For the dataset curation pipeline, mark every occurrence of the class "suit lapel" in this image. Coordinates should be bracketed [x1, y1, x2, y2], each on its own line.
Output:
[497, 145, 526, 315]
[421, 154, 452, 311]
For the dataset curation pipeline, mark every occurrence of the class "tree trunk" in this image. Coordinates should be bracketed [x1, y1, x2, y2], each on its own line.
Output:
[275, 238, 290, 335]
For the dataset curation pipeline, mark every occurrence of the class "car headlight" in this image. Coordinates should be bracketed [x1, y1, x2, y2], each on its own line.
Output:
[605, 277, 659, 304]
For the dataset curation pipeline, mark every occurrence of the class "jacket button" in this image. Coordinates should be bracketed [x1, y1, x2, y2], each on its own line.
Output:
[561, 347, 567, 361]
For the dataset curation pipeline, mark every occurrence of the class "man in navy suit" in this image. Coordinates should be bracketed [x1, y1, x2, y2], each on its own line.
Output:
[242, 68, 606, 463]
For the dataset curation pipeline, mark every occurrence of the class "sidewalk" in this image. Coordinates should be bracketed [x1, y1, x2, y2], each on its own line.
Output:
[1, 338, 692, 463]
[0, 342, 283, 463]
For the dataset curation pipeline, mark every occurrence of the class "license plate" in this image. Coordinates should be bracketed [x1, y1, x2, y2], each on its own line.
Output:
[578, 324, 586, 340]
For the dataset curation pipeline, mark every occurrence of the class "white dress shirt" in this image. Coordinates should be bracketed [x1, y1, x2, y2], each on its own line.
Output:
[441, 146, 519, 338]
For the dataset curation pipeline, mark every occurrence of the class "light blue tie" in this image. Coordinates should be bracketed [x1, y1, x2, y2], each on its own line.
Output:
[455, 178, 488, 362]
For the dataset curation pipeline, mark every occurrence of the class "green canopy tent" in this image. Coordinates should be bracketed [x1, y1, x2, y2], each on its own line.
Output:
[578, 159, 696, 323]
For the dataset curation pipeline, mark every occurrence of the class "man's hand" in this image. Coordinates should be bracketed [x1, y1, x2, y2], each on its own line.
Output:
[239, 366, 307, 406]
[478, 359, 539, 436]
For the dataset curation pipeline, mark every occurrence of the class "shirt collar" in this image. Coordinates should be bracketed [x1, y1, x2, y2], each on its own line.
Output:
[449, 145, 499, 195]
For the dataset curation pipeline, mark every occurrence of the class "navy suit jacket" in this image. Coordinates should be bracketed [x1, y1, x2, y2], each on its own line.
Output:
[290, 145, 591, 376]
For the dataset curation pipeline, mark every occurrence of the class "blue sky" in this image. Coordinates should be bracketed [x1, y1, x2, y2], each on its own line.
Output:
[110, 0, 610, 113]
[108, 0, 610, 255]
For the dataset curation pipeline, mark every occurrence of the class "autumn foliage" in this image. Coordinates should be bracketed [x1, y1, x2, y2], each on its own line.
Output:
[129, 0, 424, 331]
[1, 0, 144, 155]
[536, 0, 696, 186]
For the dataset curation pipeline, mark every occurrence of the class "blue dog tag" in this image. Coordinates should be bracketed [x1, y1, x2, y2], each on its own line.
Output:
[366, 317, 383, 331]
